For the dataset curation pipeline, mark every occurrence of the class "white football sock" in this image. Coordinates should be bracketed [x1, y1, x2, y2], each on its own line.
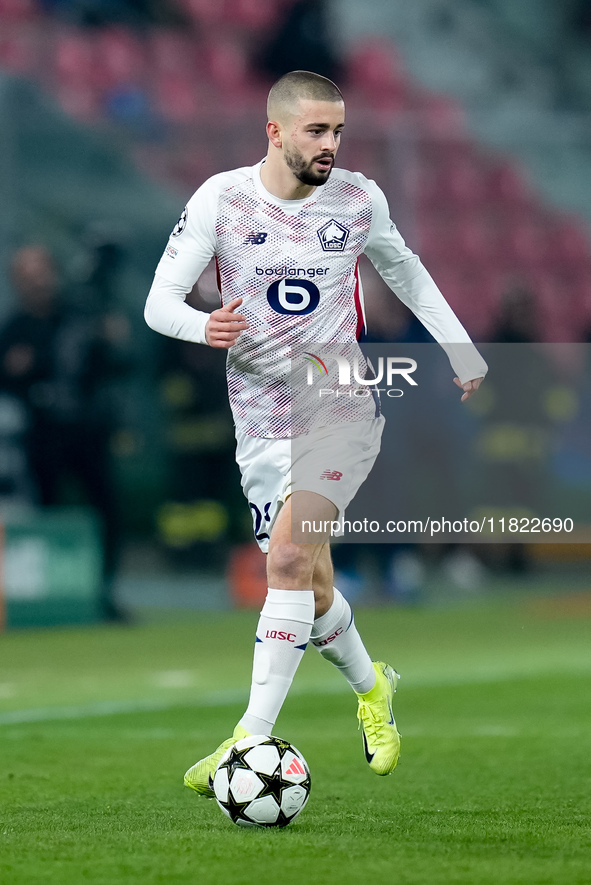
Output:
[310, 587, 375, 694]
[239, 588, 315, 735]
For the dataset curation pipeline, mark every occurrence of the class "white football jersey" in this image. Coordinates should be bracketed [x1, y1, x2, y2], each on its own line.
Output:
[146, 161, 487, 438]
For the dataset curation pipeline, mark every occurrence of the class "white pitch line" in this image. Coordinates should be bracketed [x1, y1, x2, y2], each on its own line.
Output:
[0, 689, 249, 726]
[0, 661, 589, 727]
[0, 681, 360, 726]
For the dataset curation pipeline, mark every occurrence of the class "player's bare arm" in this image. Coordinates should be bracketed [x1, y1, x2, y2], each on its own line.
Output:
[205, 297, 249, 349]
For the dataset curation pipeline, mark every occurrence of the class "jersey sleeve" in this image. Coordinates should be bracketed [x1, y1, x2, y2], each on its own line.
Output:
[145, 177, 221, 345]
[144, 273, 209, 345]
[155, 178, 218, 288]
[364, 178, 488, 383]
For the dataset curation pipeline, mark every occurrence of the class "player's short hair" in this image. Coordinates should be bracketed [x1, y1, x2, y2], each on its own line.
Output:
[267, 70, 343, 121]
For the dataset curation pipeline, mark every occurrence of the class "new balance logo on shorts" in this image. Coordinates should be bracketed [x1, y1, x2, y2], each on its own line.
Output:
[320, 469, 343, 481]
[244, 232, 268, 244]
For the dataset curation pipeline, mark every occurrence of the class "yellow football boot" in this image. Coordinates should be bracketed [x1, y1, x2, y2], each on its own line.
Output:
[356, 662, 401, 776]
[184, 724, 250, 797]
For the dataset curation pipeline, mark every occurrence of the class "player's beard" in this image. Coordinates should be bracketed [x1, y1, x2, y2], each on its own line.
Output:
[284, 145, 334, 186]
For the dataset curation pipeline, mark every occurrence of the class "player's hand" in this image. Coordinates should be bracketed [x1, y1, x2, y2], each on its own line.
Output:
[205, 297, 249, 348]
[453, 376, 483, 402]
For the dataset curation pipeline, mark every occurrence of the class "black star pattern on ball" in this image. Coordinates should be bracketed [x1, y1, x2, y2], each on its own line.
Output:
[255, 769, 283, 806]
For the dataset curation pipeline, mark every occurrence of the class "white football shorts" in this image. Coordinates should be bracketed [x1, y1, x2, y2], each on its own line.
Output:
[235, 416, 385, 552]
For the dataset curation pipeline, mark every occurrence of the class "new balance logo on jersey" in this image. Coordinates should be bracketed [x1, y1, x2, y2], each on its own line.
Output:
[320, 469, 343, 481]
[244, 232, 268, 245]
[317, 219, 350, 252]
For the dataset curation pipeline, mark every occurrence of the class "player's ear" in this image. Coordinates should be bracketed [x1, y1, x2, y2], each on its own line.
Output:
[267, 120, 282, 149]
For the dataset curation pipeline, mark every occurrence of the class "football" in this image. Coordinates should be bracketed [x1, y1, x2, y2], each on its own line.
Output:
[212, 734, 311, 828]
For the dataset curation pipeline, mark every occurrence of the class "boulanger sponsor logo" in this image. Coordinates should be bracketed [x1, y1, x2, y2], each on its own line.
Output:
[317, 219, 349, 252]
[172, 206, 188, 237]
[256, 265, 328, 278]
[304, 352, 418, 398]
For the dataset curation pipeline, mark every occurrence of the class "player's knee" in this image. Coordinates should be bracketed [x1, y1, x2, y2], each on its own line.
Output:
[267, 542, 313, 587]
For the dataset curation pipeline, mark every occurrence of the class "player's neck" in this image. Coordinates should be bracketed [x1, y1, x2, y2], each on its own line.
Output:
[259, 157, 316, 201]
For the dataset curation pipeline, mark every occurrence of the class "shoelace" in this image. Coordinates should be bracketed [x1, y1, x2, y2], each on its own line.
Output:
[357, 698, 389, 743]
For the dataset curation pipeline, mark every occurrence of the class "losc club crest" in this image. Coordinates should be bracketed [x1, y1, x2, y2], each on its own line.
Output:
[317, 219, 349, 252]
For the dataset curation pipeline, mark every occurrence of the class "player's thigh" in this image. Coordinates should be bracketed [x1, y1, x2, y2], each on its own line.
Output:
[291, 417, 384, 533]
[270, 491, 337, 548]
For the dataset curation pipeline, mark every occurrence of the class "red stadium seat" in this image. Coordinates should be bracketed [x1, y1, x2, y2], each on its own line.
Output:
[149, 30, 199, 78]
[54, 31, 95, 85]
[55, 80, 100, 119]
[204, 37, 250, 91]
[428, 264, 496, 339]
[487, 161, 532, 212]
[94, 29, 146, 88]
[446, 155, 488, 209]
[179, 0, 226, 27]
[0, 22, 38, 74]
[497, 218, 548, 270]
[452, 213, 495, 265]
[224, 0, 280, 30]
[0, 0, 37, 21]
[416, 93, 466, 138]
[154, 72, 200, 122]
[347, 38, 407, 113]
[550, 217, 591, 269]
[348, 38, 406, 90]
[415, 216, 452, 264]
[414, 148, 488, 211]
[169, 146, 219, 189]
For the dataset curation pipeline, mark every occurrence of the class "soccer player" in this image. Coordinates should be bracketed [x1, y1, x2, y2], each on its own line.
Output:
[145, 70, 487, 796]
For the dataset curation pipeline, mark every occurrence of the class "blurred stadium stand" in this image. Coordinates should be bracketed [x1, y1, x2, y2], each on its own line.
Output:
[2, 0, 590, 343]
[1, 0, 590, 621]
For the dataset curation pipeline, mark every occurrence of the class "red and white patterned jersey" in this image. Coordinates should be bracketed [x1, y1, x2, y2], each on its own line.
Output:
[146, 161, 487, 438]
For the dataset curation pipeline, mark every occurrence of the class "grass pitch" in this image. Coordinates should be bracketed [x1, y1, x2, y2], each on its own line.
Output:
[0, 595, 590, 885]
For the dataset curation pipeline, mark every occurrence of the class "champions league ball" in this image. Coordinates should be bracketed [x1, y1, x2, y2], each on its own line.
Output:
[212, 735, 311, 828]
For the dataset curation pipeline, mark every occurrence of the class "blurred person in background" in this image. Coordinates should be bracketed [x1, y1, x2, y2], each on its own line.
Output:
[0, 245, 129, 621]
[484, 279, 548, 574]
[39, 0, 182, 27]
[489, 279, 539, 344]
[260, 0, 342, 83]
